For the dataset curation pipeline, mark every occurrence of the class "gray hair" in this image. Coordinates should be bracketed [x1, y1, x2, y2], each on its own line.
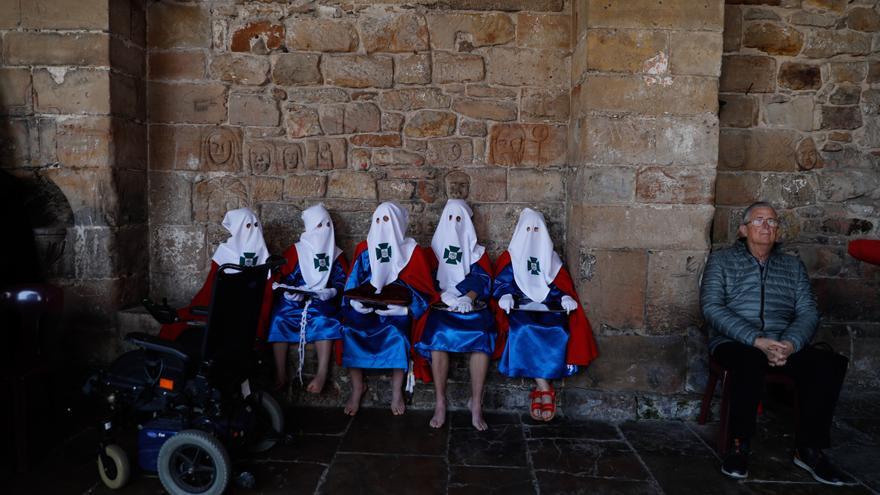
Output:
[741, 201, 777, 225]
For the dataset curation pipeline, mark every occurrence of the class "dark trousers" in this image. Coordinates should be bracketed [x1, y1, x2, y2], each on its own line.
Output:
[713, 341, 848, 449]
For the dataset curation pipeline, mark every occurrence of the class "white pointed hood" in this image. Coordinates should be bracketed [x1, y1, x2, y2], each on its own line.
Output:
[295, 203, 342, 290]
[508, 208, 563, 303]
[212, 207, 270, 268]
[431, 199, 485, 292]
[366, 202, 418, 292]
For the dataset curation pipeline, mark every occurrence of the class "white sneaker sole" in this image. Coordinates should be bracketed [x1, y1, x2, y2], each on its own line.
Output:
[721, 466, 748, 479]
[793, 457, 846, 486]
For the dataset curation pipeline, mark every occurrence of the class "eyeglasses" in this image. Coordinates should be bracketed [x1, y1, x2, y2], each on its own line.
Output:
[744, 217, 779, 228]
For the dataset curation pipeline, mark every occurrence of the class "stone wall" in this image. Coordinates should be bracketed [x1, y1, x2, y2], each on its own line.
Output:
[567, 0, 724, 418]
[718, 0, 880, 390]
[0, 0, 148, 362]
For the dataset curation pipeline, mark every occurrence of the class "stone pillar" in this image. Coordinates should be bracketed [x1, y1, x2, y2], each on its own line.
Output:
[0, 0, 148, 362]
[567, 0, 724, 417]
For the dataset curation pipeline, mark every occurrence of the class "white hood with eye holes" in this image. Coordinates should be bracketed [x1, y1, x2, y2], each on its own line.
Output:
[431, 199, 485, 293]
[366, 202, 417, 292]
[295, 203, 342, 290]
[508, 207, 562, 303]
[212, 207, 270, 268]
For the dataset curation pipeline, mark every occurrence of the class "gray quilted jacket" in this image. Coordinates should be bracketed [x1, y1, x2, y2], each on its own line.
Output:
[701, 239, 819, 353]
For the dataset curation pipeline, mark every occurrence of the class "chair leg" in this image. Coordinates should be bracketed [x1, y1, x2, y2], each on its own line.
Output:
[14, 377, 28, 472]
[698, 369, 719, 425]
[717, 370, 731, 456]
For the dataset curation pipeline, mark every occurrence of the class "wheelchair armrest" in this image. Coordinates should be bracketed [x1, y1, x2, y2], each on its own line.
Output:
[125, 332, 190, 362]
[190, 306, 209, 316]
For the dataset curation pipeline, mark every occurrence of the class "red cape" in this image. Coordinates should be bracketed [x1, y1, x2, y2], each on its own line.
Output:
[848, 239, 880, 266]
[334, 242, 440, 379]
[492, 251, 599, 367]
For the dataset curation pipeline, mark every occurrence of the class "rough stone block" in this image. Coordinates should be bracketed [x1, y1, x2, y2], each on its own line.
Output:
[0, 119, 32, 164]
[33, 68, 110, 115]
[425, 138, 474, 167]
[319, 103, 381, 135]
[645, 250, 705, 335]
[147, 2, 210, 49]
[54, 116, 112, 168]
[404, 110, 457, 138]
[574, 249, 647, 331]
[360, 13, 429, 53]
[485, 48, 567, 87]
[719, 94, 758, 128]
[714, 172, 762, 206]
[0, 68, 32, 115]
[230, 20, 284, 53]
[448, 168, 506, 202]
[580, 74, 717, 117]
[0, 0, 20, 29]
[381, 112, 405, 132]
[586, 0, 724, 30]
[568, 166, 635, 204]
[472, 203, 566, 255]
[763, 95, 815, 131]
[426, 13, 514, 50]
[760, 173, 817, 209]
[488, 123, 566, 167]
[720, 55, 776, 93]
[20, 0, 108, 30]
[585, 29, 667, 74]
[521, 88, 569, 122]
[814, 278, 880, 323]
[148, 82, 227, 124]
[321, 54, 393, 89]
[209, 53, 269, 86]
[670, 31, 723, 77]
[724, 5, 743, 52]
[508, 169, 564, 202]
[452, 97, 516, 121]
[743, 22, 804, 55]
[149, 51, 206, 80]
[778, 62, 821, 90]
[802, 0, 849, 14]
[350, 134, 402, 148]
[585, 335, 686, 393]
[802, 30, 872, 58]
[371, 149, 425, 167]
[635, 166, 715, 205]
[272, 53, 322, 86]
[378, 88, 451, 111]
[718, 128, 798, 172]
[377, 180, 415, 201]
[250, 176, 283, 202]
[846, 7, 880, 32]
[284, 105, 321, 138]
[820, 105, 862, 130]
[568, 204, 713, 250]
[830, 62, 867, 83]
[151, 225, 205, 274]
[516, 13, 569, 49]
[394, 53, 432, 85]
[284, 175, 327, 200]
[286, 19, 358, 52]
[327, 171, 376, 200]
[229, 94, 280, 127]
[433, 52, 484, 84]
[459, 119, 487, 137]
[3, 32, 108, 66]
[149, 171, 192, 225]
[192, 176, 250, 223]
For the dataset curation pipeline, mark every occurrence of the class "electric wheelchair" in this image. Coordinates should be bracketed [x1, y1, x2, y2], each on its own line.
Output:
[84, 258, 285, 494]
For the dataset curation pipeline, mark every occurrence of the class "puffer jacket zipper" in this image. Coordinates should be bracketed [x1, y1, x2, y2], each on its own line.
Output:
[758, 257, 770, 332]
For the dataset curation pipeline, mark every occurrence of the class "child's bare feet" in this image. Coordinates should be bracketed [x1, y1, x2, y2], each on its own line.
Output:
[344, 382, 366, 416]
[467, 398, 488, 431]
[429, 397, 446, 428]
[305, 372, 326, 394]
[391, 390, 406, 416]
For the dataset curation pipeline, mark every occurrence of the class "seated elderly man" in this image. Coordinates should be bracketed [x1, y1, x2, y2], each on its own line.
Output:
[701, 202, 850, 485]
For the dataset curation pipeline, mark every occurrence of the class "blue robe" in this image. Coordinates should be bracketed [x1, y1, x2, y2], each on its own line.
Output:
[266, 259, 346, 344]
[415, 261, 496, 360]
[341, 249, 431, 370]
[492, 264, 572, 379]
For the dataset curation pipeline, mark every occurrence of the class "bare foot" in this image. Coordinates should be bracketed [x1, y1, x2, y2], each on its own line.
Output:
[305, 372, 326, 394]
[391, 391, 406, 416]
[429, 398, 446, 428]
[540, 391, 556, 422]
[467, 398, 488, 431]
[344, 383, 366, 416]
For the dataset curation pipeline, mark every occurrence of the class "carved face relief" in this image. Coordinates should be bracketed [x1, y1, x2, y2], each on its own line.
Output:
[490, 125, 526, 165]
[796, 138, 819, 171]
[249, 143, 273, 174]
[444, 171, 470, 199]
[282, 144, 303, 171]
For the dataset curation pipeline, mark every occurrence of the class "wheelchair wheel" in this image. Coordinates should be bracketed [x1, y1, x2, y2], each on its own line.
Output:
[157, 429, 230, 495]
[97, 443, 130, 490]
[247, 391, 285, 453]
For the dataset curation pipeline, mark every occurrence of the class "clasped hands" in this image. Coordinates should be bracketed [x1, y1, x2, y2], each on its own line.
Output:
[753, 337, 794, 367]
[275, 283, 336, 302]
[350, 299, 408, 316]
[441, 290, 474, 313]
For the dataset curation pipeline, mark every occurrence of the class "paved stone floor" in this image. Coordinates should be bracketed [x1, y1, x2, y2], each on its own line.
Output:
[8, 394, 880, 495]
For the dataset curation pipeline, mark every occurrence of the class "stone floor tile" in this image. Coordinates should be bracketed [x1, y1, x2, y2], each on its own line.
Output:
[621, 420, 714, 457]
[743, 481, 873, 495]
[526, 418, 621, 440]
[448, 465, 535, 495]
[838, 417, 880, 445]
[258, 433, 341, 464]
[339, 408, 447, 456]
[834, 393, 880, 419]
[529, 439, 650, 480]
[449, 422, 527, 467]
[449, 410, 520, 429]
[286, 406, 352, 435]
[320, 452, 447, 495]
[828, 444, 880, 493]
[639, 454, 755, 495]
[85, 474, 162, 495]
[534, 471, 661, 495]
[230, 461, 327, 495]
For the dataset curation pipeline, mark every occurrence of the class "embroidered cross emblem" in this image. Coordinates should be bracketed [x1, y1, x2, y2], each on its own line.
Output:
[443, 245, 462, 265]
[376, 243, 393, 263]
[527, 257, 541, 275]
[240, 252, 257, 267]
[313, 253, 330, 272]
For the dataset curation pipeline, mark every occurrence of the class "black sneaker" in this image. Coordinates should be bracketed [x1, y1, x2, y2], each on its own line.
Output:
[793, 447, 851, 486]
[721, 438, 750, 479]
